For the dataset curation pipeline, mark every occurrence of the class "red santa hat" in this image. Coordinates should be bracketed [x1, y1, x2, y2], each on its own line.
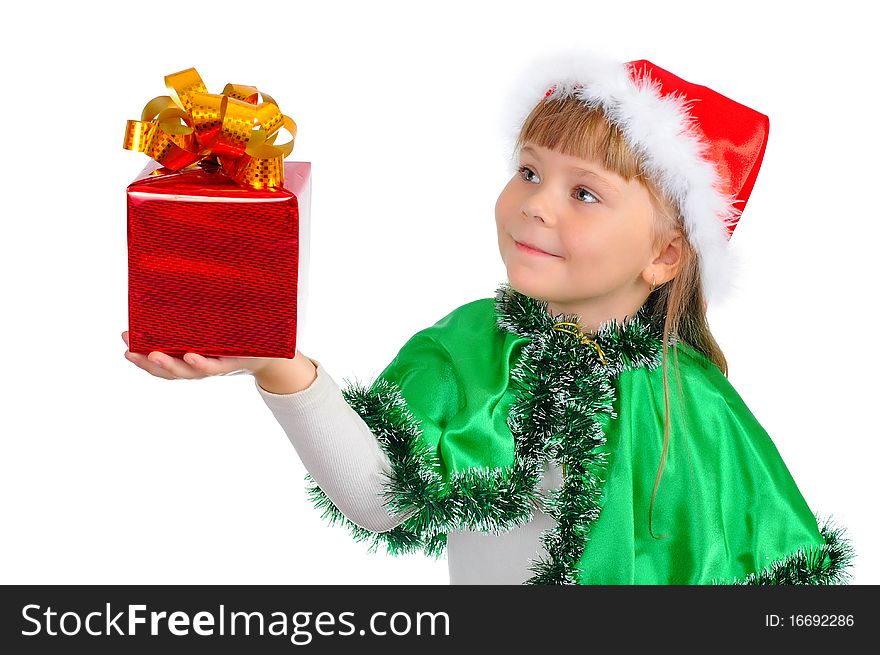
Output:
[501, 50, 770, 306]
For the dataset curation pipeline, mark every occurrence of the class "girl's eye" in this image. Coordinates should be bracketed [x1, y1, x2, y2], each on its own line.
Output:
[518, 165, 537, 183]
[574, 187, 600, 204]
[517, 165, 600, 205]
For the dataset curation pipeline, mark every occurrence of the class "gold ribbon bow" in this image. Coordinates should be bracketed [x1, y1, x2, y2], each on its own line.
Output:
[551, 321, 608, 366]
[123, 67, 297, 189]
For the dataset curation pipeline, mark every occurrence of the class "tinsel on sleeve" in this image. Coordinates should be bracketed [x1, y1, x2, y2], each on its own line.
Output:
[302, 328, 545, 559]
[302, 372, 450, 559]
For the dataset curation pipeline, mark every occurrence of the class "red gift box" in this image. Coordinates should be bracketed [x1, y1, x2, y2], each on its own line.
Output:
[126, 159, 311, 360]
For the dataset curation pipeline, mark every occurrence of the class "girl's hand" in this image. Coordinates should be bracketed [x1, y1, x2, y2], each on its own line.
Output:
[121, 331, 275, 380]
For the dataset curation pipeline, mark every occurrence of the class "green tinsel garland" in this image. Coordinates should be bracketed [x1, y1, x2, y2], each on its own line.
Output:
[306, 370, 544, 559]
[303, 281, 854, 585]
[496, 283, 668, 583]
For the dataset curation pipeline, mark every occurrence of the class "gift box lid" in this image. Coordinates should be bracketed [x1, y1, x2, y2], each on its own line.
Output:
[127, 159, 311, 200]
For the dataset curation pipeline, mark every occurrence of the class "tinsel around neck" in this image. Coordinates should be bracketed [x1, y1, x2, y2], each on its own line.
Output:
[494, 281, 669, 376]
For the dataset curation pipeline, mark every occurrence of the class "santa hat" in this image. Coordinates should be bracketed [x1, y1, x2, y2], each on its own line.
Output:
[501, 50, 770, 306]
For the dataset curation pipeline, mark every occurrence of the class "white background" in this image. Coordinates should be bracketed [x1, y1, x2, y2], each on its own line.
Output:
[1, 0, 876, 585]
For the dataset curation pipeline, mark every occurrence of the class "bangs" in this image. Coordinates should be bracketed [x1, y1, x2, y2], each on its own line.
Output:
[514, 95, 645, 183]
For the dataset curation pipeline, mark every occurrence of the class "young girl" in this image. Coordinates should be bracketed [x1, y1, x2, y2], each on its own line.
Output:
[123, 51, 854, 585]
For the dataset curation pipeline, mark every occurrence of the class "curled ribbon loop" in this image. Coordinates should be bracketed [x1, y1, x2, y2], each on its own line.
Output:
[123, 67, 297, 189]
[551, 321, 608, 366]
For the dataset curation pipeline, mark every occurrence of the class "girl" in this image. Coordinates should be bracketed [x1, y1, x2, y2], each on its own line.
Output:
[123, 50, 854, 585]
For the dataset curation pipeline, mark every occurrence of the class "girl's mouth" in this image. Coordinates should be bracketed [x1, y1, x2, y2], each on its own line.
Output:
[514, 240, 558, 257]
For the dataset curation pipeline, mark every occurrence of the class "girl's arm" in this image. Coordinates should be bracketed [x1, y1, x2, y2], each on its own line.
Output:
[253, 351, 318, 395]
[254, 355, 412, 533]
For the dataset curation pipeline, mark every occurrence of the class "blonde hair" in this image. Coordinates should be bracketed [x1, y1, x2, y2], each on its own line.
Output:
[514, 95, 730, 539]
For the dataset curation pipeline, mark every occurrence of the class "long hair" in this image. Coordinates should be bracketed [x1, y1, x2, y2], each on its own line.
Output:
[514, 94, 729, 538]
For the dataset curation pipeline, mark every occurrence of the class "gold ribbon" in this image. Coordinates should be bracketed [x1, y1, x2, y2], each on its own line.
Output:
[123, 67, 297, 189]
[551, 321, 608, 366]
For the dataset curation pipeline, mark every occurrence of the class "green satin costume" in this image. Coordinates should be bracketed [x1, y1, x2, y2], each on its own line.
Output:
[306, 282, 854, 585]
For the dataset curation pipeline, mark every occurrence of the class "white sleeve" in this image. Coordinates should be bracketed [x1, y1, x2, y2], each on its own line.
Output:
[254, 356, 411, 533]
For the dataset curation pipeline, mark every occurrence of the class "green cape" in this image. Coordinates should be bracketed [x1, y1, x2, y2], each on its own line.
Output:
[306, 283, 854, 584]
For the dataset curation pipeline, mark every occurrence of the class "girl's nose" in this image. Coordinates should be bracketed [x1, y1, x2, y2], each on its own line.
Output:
[519, 182, 558, 225]
[521, 197, 553, 225]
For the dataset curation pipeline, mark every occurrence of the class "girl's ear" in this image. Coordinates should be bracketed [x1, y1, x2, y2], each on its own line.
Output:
[650, 234, 684, 282]
[665, 234, 684, 266]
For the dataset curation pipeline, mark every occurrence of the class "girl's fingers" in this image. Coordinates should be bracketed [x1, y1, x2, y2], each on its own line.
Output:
[122, 342, 249, 379]
[147, 351, 204, 379]
[124, 350, 177, 380]
[182, 353, 216, 375]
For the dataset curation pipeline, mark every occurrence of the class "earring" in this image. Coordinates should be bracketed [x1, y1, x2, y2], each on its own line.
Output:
[651, 274, 656, 293]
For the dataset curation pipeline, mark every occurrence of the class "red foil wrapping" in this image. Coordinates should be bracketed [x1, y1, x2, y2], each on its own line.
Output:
[126, 160, 310, 359]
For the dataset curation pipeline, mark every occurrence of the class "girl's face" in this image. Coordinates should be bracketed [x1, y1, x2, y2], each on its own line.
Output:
[495, 142, 671, 328]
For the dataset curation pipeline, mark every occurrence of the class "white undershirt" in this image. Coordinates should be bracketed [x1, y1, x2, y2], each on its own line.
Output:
[255, 357, 564, 584]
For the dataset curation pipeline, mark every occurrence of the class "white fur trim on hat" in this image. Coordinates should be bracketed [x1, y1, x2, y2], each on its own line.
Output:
[500, 49, 743, 306]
